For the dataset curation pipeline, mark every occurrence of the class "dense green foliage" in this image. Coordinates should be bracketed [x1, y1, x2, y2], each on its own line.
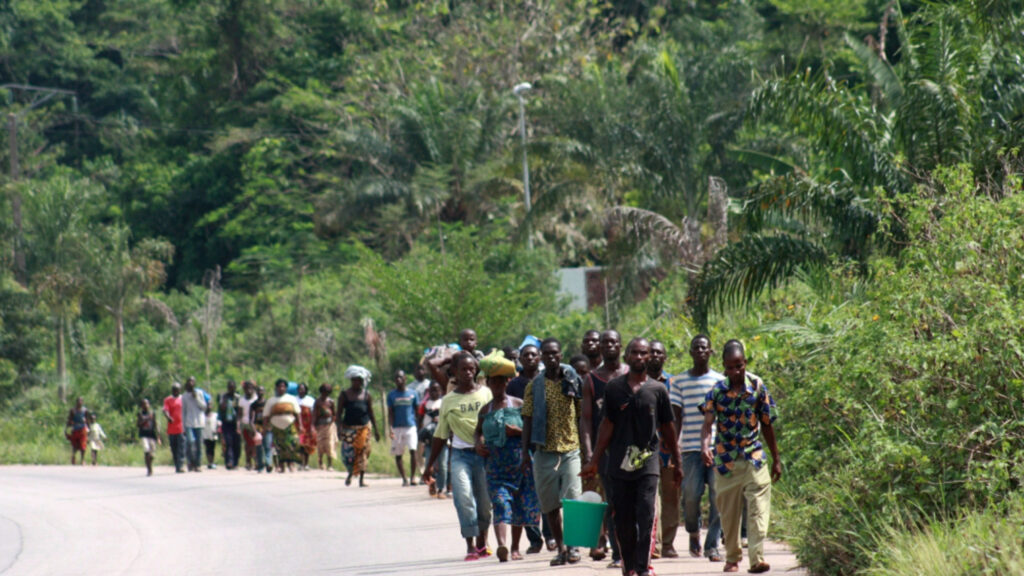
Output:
[2, 1, 1023, 574]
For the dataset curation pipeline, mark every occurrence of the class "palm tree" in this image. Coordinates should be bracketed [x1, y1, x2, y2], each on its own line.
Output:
[534, 38, 753, 303]
[25, 173, 97, 402]
[84, 224, 174, 368]
[315, 78, 517, 257]
[690, 2, 1023, 329]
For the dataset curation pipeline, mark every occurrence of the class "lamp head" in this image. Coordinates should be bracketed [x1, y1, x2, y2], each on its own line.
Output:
[513, 82, 532, 96]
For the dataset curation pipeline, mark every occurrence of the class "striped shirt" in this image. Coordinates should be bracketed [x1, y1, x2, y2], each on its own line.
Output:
[669, 369, 725, 452]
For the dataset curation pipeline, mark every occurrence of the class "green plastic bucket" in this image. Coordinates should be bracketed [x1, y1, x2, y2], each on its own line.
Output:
[561, 498, 608, 548]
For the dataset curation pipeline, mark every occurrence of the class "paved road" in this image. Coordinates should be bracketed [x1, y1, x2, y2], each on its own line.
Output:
[0, 466, 806, 575]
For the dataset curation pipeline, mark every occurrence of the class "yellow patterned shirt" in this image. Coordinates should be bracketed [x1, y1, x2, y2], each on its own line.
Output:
[523, 377, 580, 453]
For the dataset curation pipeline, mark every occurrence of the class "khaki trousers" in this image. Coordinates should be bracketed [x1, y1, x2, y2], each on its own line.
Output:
[656, 462, 681, 553]
[715, 459, 771, 566]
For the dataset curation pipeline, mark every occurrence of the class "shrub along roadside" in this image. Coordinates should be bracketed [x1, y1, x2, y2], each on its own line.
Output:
[863, 496, 1024, 576]
[763, 166, 1024, 575]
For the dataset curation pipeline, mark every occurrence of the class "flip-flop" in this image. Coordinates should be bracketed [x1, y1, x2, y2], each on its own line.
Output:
[511, 550, 523, 561]
[476, 546, 492, 557]
[464, 552, 480, 561]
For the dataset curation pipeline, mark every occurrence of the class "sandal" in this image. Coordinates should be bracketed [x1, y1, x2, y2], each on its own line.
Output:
[476, 546, 492, 558]
[748, 562, 771, 573]
[724, 562, 740, 573]
[464, 552, 480, 561]
[708, 552, 724, 562]
[590, 547, 608, 561]
[511, 550, 523, 561]
[497, 546, 509, 562]
[567, 548, 582, 563]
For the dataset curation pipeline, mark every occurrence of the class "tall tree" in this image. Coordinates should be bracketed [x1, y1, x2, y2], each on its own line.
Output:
[25, 173, 97, 401]
[85, 224, 174, 368]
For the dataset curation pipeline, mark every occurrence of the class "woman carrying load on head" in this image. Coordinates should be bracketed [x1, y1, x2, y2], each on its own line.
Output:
[338, 365, 380, 487]
[474, 351, 541, 562]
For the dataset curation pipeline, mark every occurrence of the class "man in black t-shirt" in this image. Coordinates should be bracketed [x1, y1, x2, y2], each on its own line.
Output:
[581, 338, 682, 576]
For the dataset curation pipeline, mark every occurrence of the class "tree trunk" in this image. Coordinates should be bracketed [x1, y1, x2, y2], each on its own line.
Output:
[56, 317, 66, 403]
[8, 113, 26, 286]
[114, 305, 125, 370]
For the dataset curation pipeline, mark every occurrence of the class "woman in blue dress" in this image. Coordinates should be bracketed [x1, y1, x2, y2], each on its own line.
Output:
[474, 351, 542, 562]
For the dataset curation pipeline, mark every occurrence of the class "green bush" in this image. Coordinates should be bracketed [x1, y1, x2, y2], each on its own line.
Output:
[765, 166, 1024, 575]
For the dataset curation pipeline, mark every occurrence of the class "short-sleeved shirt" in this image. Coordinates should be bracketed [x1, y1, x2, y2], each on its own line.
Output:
[669, 369, 725, 452]
[434, 386, 493, 448]
[409, 378, 431, 399]
[251, 398, 266, 426]
[387, 389, 420, 428]
[603, 375, 674, 480]
[506, 376, 530, 400]
[699, 373, 777, 476]
[522, 377, 580, 453]
[239, 395, 255, 426]
[181, 391, 207, 429]
[219, 392, 239, 423]
[264, 393, 300, 430]
[163, 395, 183, 435]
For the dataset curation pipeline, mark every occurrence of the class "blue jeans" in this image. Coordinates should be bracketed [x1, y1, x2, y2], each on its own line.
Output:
[450, 448, 491, 539]
[262, 430, 274, 469]
[185, 428, 203, 470]
[682, 451, 721, 556]
[168, 433, 185, 471]
[424, 442, 449, 493]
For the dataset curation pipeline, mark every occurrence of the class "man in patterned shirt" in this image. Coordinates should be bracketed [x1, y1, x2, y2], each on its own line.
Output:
[700, 341, 781, 574]
[521, 337, 584, 566]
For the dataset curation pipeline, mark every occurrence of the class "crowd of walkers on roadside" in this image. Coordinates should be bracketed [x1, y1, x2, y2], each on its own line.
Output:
[65, 327, 782, 575]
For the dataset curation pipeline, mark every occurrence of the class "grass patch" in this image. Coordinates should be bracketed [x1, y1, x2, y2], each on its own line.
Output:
[864, 500, 1024, 576]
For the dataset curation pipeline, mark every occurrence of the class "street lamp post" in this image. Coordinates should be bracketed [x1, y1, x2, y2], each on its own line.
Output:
[513, 82, 532, 250]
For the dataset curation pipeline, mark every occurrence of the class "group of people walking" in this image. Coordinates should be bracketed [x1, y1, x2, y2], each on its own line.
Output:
[145, 370, 394, 486]
[64, 326, 782, 575]
[418, 328, 782, 575]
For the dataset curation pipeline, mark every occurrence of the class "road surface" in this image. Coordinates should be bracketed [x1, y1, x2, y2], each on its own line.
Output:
[0, 466, 806, 575]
